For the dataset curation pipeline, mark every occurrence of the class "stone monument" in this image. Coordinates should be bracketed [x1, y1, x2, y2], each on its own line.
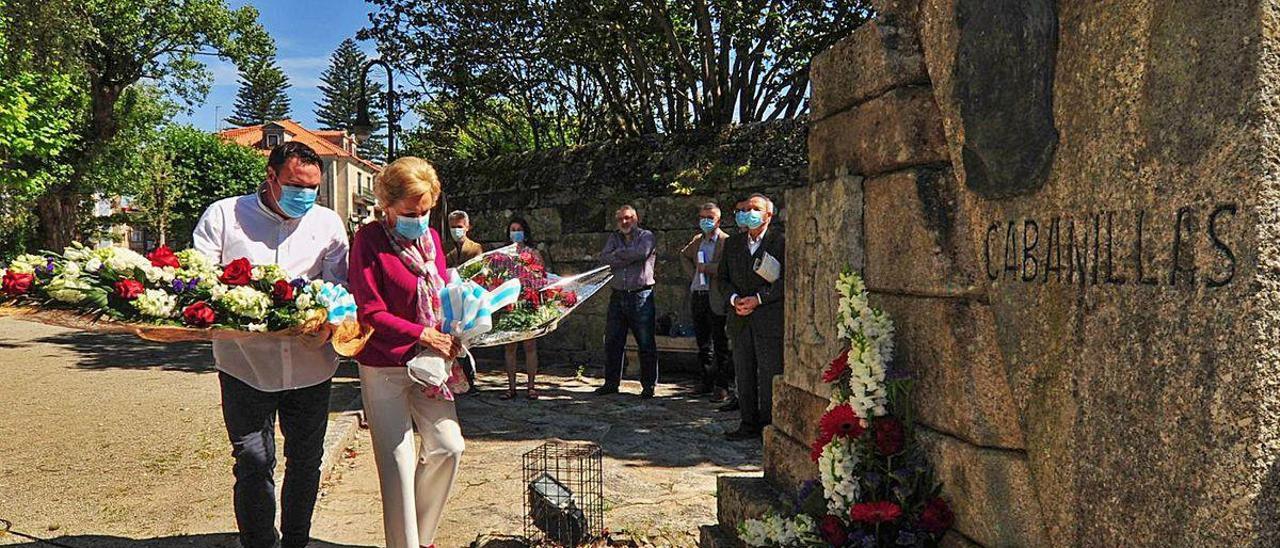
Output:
[706, 0, 1280, 546]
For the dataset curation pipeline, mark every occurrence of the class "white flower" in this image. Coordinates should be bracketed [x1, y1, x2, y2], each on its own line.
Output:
[45, 275, 91, 303]
[103, 248, 150, 273]
[216, 286, 272, 320]
[85, 258, 102, 273]
[61, 261, 81, 278]
[133, 289, 178, 318]
[819, 437, 861, 515]
[246, 322, 267, 332]
[207, 282, 228, 299]
[144, 266, 177, 284]
[295, 293, 314, 310]
[6, 254, 46, 274]
[251, 264, 290, 284]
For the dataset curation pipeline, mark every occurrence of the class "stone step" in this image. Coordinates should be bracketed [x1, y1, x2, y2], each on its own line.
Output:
[698, 524, 740, 548]
[712, 475, 789, 547]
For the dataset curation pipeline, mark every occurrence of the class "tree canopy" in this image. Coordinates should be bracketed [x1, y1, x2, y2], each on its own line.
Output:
[315, 38, 386, 162]
[226, 52, 293, 127]
[1, 0, 271, 249]
[361, 0, 873, 160]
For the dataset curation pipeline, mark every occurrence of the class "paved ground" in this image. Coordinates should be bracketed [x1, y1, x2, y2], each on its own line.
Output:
[0, 318, 760, 547]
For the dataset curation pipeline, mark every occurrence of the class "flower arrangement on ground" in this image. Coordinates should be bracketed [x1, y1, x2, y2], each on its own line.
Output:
[452, 244, 609, 347]
[1, 243, 359, 349]
[739, 269, 953, 547]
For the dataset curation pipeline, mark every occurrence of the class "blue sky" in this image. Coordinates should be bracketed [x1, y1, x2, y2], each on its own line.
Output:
[173, 0, 388, 132]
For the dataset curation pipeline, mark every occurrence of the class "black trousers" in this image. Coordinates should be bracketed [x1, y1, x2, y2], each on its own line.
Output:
[219, 371, 331, 548]
[732, 322, 783, 429]
[691, 291, 732, 389]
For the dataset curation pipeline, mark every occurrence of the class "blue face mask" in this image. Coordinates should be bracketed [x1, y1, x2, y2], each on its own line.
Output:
[510, 230, 526, 243]
[449, 227, 467, 241]
[278, 185, 317, 218]
[699, 218, 717, 233]
[736, 210, 765, 230]
[395, 212, 431, 240]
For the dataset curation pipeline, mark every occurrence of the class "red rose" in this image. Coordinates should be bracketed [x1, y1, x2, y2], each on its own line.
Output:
[822, 350, 850, 384]
[818, 515, 847, 546]
[219, 258, 253, 286]
[819, 404, 865, 440]
[272, 279, 295, 302]
[562, 291, 578, 307]
[521, 287, 542, 306]
[182, 301, 216, 328]
[849, 501, 902, 524]
[873, 417, 905, 456]
[919, 497, 954, 535]
[113, 279, 145, 300]
[2, 271, 34, 296]
[810, 430, 834, 462]
[146, 245, 181, 269]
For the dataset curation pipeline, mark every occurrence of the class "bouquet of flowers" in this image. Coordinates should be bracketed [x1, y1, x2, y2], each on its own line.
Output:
[738, 269, 953, 548]
[0, 243, 367, 354]
[448, 244, 611, 347]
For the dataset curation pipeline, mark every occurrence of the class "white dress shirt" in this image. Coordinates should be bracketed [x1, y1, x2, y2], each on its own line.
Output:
[731, 227, 769, 305]
[193, 193, 350, 392]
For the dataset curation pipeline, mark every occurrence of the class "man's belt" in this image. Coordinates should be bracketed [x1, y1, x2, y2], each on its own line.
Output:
[615, 284, 654, 294]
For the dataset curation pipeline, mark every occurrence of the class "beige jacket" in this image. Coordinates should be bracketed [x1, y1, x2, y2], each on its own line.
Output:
[680, 228, 730, 316]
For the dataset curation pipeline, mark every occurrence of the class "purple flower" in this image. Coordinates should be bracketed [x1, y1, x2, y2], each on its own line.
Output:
[850, 530, 877, 548]
[863, 471, 883, 489]
[290, 277, 307, 289]
[896, 530, 919, 546]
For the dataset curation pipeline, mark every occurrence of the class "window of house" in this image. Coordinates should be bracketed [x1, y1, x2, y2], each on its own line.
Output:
[267, 134, 280, 147]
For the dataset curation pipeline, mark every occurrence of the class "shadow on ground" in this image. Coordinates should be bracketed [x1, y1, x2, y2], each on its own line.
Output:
[457, 361, 761, 471]
[31, 331, 213, 373]
[0, 532, 375, 548]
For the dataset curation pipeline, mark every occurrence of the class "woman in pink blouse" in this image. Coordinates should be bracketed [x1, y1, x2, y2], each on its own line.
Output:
[348, 157, 461, 548]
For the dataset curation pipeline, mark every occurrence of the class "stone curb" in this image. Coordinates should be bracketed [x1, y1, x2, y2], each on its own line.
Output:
[320, 395, 364, 483]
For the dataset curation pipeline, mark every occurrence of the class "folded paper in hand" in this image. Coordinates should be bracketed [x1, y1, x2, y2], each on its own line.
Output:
[753, 252, 781, 283]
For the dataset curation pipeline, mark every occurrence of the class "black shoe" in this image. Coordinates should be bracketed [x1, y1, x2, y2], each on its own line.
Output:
[717, 398, 740, 412]
[640, 388, 655, 399]
[724, 426, 762, 441]
[593, 385, 619, 396]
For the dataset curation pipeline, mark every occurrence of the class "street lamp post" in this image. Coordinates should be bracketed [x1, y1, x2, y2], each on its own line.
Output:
[354, 58, 398, 160]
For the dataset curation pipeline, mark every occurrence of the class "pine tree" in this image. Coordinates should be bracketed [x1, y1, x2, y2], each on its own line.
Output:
[226, 53, 292, 127]
[314, 38, 386, 161]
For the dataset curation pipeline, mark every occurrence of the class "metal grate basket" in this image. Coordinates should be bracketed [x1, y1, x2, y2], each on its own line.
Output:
[522, 440, 604, 546]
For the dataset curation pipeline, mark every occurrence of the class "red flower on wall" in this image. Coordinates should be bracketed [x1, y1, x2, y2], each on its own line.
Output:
[819, 404, 864, 440]
[849, 501, 901, 524]
[822, 350, 850, 383]
[873, 417, 905, 456]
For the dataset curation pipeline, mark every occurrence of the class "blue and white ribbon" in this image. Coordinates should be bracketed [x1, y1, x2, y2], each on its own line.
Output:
[314, 282, 358, 324]
[438, 269, 521, 343]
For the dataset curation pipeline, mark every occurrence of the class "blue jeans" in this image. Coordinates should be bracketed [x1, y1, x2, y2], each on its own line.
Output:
[219, 372, 331, 548]
[603, 288, 659, 390]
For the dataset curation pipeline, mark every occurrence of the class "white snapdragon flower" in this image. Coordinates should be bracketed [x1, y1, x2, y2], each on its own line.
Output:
[819, 437, 861, 515]
[7, 254, 46, 274]
[85, 258, 102, 273]
[245, 322, 268, 332]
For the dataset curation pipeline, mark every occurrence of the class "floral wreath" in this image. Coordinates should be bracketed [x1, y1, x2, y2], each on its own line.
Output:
[739, 269, 954, 547]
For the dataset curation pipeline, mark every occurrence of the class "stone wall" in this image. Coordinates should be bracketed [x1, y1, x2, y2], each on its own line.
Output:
[436, 120, 808, 364]
[711, 0, 1280, 546]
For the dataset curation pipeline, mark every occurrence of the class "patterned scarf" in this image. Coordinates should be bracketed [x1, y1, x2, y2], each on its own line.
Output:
[380, 222, 445, 329]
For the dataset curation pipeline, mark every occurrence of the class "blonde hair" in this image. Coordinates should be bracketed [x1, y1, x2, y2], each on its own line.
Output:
[374, 156, 441, 208]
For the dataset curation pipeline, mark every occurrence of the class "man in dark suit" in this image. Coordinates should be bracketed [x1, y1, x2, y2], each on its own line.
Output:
[717, 193, 784, 440]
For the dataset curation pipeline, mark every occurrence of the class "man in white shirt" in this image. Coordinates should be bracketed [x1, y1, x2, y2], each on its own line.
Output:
[192, 142, 349, 548]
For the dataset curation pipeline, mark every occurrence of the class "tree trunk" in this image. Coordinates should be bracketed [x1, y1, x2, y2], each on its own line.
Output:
[36, 190, 81, 251]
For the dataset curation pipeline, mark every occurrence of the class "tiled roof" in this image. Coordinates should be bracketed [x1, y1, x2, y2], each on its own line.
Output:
[216, 120, 381, 172]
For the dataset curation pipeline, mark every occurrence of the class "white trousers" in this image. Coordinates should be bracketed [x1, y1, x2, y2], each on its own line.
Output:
[359, 365, 465, 548]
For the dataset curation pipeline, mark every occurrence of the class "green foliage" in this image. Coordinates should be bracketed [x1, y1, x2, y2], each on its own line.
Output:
[0, 0, 271, 248]
[362, 0, 873, 161]
[314, 38, 385, 162]
[226, 52, 292, 127]
[158, 125, 266, 247]
[405, 98, 552, 161]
